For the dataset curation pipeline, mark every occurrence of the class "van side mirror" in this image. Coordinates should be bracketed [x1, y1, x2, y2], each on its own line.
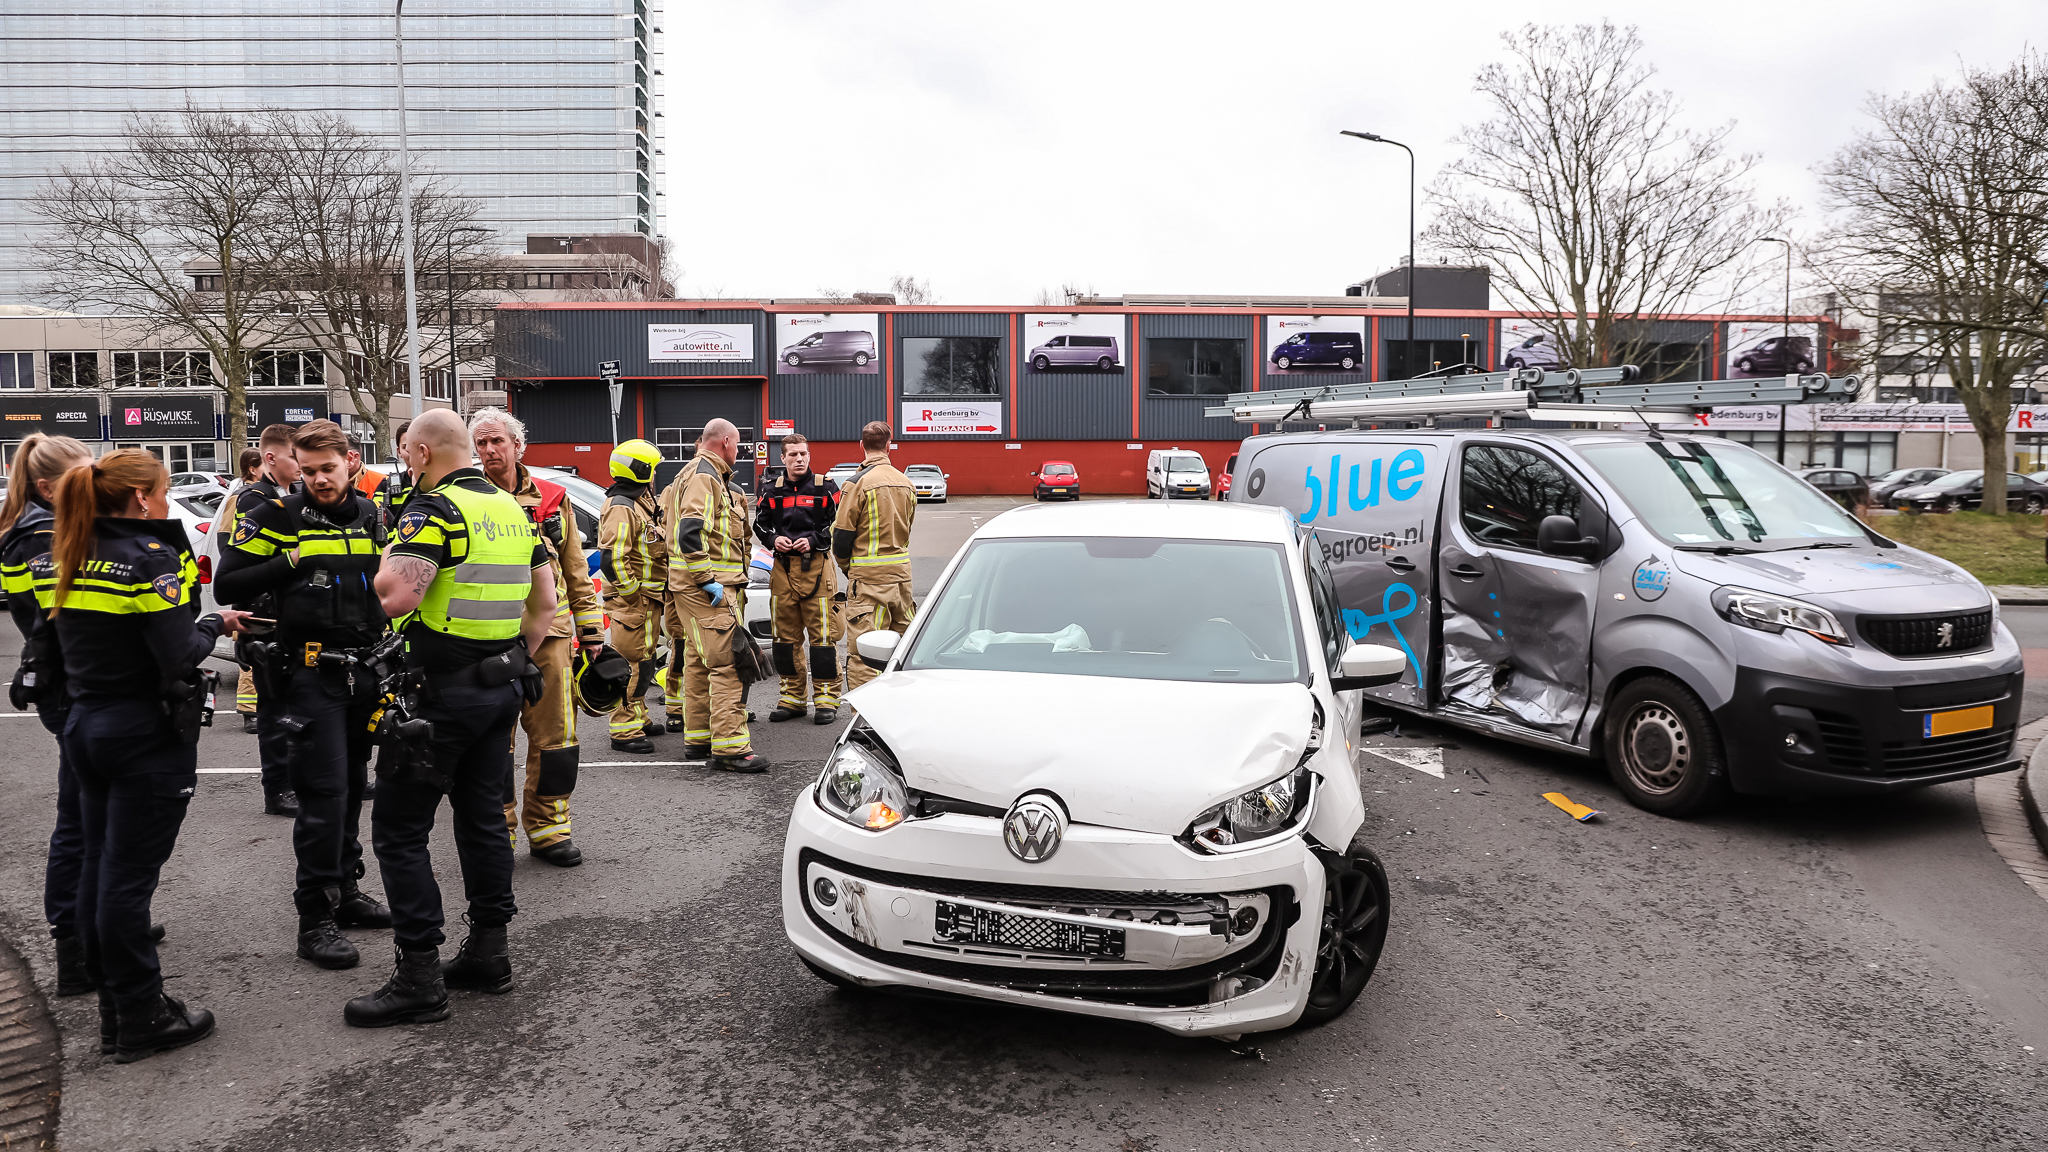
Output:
[855, 630, 900, 671]
[1332, 642, 1405, 691]
[1536, 514, 1601, 559]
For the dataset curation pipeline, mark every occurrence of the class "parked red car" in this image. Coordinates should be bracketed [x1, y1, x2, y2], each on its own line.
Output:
[1031, 461, 1081, 500]
[1213, 452, 1239, 500]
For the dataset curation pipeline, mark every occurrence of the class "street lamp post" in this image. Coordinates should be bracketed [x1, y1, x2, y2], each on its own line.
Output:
[394, 1, 422, 430]
[1341, 130, 1415, 379]
[446, 226, 491, 417]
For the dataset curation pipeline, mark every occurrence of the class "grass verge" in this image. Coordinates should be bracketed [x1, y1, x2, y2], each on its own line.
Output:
[1860, 510, 2048, 586]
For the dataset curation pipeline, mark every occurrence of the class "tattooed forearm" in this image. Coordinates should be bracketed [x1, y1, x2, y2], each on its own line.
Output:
[377, 554, 440, 616]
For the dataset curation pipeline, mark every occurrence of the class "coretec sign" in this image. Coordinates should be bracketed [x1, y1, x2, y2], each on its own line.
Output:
[648, 323, 754, 363]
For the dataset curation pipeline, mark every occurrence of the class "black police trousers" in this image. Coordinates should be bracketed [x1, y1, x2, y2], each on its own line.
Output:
[242, 640, 290, 796]
[371, 679, 522, 952]
[61, 695, 194, 1015]
[280, 664, 375, 917]
[40, 705, 81, 939]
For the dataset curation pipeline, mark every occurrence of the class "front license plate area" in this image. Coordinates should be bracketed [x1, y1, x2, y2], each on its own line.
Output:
[1924, 705, 1994, 738]
[934, 901, 1126, 958]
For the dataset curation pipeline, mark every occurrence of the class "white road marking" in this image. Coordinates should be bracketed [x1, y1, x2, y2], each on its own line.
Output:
[1361, 746, 1445, 779]
[198, 767, 261, 774]
[585, 761, 708, 768]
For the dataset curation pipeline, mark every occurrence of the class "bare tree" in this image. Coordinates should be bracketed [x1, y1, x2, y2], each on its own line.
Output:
[253, 111, 508, 459]
[1423, 22, 1788, 380]
[889, 273, 936, 304]
[1031, 281, 1094, 307]
[31, 106, 290, 449]
[1814, 54, 2048, 514]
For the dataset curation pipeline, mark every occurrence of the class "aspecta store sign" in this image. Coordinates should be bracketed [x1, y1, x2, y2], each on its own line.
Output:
[900, 401, 1001, 437]
[648, 323, 755, 363]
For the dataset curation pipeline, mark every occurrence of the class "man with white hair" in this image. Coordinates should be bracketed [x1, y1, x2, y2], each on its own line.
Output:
[471, 408, 606, 867]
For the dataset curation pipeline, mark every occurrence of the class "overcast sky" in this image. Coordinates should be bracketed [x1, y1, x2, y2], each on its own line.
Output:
[666, 0, 2040, 308]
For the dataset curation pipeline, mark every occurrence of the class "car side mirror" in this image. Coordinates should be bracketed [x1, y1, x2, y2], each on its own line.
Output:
[1537, 514, 1601, 559]
[1332, 642, 1406, 691]
[855, 630, 900, 671]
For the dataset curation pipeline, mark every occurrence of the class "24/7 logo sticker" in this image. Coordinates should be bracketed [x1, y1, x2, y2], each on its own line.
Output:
[1632, 557, 1671, 602]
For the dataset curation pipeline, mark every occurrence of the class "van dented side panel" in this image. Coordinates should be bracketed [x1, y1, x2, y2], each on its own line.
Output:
[1237, 435, 1444, 709]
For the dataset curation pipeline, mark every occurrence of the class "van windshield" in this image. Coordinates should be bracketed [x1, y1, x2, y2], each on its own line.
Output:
[1575, 440, 1866, 549]
[1164, 455, 1206, 472]
[904, 537, 1302, 683]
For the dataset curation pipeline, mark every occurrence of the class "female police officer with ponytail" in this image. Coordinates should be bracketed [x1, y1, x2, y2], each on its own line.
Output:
[41, 449, 250, 1063]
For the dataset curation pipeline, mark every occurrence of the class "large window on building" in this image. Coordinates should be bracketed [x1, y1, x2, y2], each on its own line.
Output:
[49, 351, 98, 389]
[112, 350, 211, 388]
[250, 350, 325, 389]
[903, 337, 1001, 396]
[1381, 338, 1484, 379]
[0, 352, 32, 390]
[1145, 338, 1242, 396]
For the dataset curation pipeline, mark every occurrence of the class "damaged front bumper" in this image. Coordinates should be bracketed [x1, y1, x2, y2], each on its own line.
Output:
[781, 790, 1326, 1037]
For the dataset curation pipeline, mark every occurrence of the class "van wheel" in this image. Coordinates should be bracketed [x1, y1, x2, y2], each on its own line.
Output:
[1603, 676, 1730, 817]
[1340, 356, 1357, 370]
[852, 351, 870, 367]
[1737, 357, 1754, 373]
[785, 352, 804, 367]
[1096, 357, 1114, 370]
[1275, 356, 1293, 371]
[1298, 836, 1390, 1027]
[1033, 354, 1050, 371]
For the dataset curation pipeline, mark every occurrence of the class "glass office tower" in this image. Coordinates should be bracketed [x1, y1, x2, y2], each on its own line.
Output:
[0, 0, 666, 306]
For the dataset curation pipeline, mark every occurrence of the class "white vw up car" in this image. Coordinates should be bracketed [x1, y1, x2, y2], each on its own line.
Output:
[781, 501, 1405, 1036]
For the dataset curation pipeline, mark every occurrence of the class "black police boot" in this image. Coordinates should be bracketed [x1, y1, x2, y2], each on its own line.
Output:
[768, 705, 806, 723]
[610, 735, 655, 754]
[114, 993, 215, 1063]
[97, 988, 117, 1055]
[441, 923, 513, 994]
[264, 790, 300, 817]
[297, 888, 361, 970]
[54, 934, 92, 997]
[241, 712, 258, 734]
[682, 742, 711, 760]
[531, 839, 583, 867]
[335, 883, 392, 930]
[712, 751, 771, 774]
[812, 707, 839, 727]
[666, 717, 688, 733]
[343, 947, 449, 1028]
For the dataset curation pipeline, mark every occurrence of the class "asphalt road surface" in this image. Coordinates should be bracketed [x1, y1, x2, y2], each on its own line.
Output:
[3, 497, 2044, 1151]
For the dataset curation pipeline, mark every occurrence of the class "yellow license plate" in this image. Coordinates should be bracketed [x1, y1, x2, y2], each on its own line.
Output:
[1924, 705, 1993, 739]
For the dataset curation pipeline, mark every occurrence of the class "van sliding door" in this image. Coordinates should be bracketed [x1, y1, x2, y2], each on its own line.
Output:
[1238, 439, 1444, 709]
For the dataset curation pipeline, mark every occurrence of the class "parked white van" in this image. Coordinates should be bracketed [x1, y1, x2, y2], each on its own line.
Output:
[1146, 448, 1212, 500]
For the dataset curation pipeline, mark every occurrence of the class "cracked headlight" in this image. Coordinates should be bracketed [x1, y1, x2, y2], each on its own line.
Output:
[816, 739, 909, 831]
[1711, 586, 1850, 645]
[1187, 768, 1313, 852]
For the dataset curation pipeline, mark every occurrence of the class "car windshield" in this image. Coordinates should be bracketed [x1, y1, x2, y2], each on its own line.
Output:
[1875, 468, 1922, 483]
[908, 465, 940, 474]
[1042, 464, 1074, 476]
[177, 493, 224, 518]
[904, 537, 1302, 683]
[1165, 455, 1205, 472]
[1576, 440, 1865, 548]
[1926, 470, 1983, 490]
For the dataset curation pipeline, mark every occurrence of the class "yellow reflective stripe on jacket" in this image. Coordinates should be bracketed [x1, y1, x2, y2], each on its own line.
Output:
[0, 562, 30, 596]
[50, 556, 196, 615]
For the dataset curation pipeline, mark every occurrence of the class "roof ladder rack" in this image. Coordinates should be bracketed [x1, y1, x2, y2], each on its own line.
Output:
[1203, 368, 1860, 425]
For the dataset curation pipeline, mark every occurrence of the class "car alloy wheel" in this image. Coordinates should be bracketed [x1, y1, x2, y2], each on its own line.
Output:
[1275, 356, 1293, 370]
[1033, 355, 1050, 370]
[1096, 357, 1113, 370]
[2027, 494, 2045, 514]
[1937, 496, 1959, 513]
[1299, 838, 1389, 1026]
[785, 353, 803, 367]
[853, 351, 870, 367]
[1340, 356, 1357, 370]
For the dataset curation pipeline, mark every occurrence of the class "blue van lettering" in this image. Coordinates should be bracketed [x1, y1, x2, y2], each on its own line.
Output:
[1300, 465, 1322, 524]
[1388, 449, 1425, 501]
[1347, 459, 1382, 510]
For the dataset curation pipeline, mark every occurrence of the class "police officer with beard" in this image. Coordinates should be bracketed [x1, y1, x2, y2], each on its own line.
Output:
[214, 420, 394, 971]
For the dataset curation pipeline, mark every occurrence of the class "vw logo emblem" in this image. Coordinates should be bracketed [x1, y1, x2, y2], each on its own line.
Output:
[1003, 793, 1067, 863]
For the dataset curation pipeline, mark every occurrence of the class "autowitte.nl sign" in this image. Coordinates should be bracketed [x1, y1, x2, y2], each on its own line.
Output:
[648, 323, 754, 363]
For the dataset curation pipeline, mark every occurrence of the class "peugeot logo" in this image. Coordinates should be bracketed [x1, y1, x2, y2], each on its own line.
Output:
[1003, 793, 1067, 863]
[1936, 621, 1955, 649]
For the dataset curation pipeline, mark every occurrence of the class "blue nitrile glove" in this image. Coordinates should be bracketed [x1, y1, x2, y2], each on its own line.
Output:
[705, 582, 724, 606]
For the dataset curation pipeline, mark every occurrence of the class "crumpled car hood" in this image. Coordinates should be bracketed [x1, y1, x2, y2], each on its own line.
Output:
[846, 669, 1314, 836]
[1667, 543, 1978, 596]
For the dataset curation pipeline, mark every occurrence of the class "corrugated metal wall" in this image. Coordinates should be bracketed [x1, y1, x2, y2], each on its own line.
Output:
[508, 380, 616, 442]
[1138, 312, 1253, 443]
[1017, 313, 1131, 440]
[1379, 316, 1490, 342]
[499, 307, 768, 378]
[895, 310, 1011, 441]
[771, 378, 887, 442]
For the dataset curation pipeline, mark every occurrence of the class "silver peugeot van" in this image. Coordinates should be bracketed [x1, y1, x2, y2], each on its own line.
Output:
[1229, 428, 2023, 816]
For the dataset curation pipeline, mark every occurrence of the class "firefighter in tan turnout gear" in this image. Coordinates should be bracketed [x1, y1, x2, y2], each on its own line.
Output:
[754, 434, 843, 726]
[833, 421, 917, 694]
[472, 409, 607, 867]
[597, 439, 667, 754]
[667, 420, 771, 773]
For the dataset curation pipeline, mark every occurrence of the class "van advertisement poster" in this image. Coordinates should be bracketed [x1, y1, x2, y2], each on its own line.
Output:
[901, 400, 1001, 437]
[1726, 322, 1821, 378]
[1499, 318, 1567, 371]
[775, 313, 880, 375]
[648, 323, 754, 363]
[1265, 316, 1368, 376]
[1022, 314, 1125, 373]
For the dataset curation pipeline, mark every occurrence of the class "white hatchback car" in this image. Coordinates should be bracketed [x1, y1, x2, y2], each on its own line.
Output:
[782, 500, 1403, 1036]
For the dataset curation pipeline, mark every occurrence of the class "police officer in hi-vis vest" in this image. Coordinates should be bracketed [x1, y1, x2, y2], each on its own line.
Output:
[41, 449, 255, 1062]
[214, 420, 394, 973]
[345, 410, 557, 1029]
